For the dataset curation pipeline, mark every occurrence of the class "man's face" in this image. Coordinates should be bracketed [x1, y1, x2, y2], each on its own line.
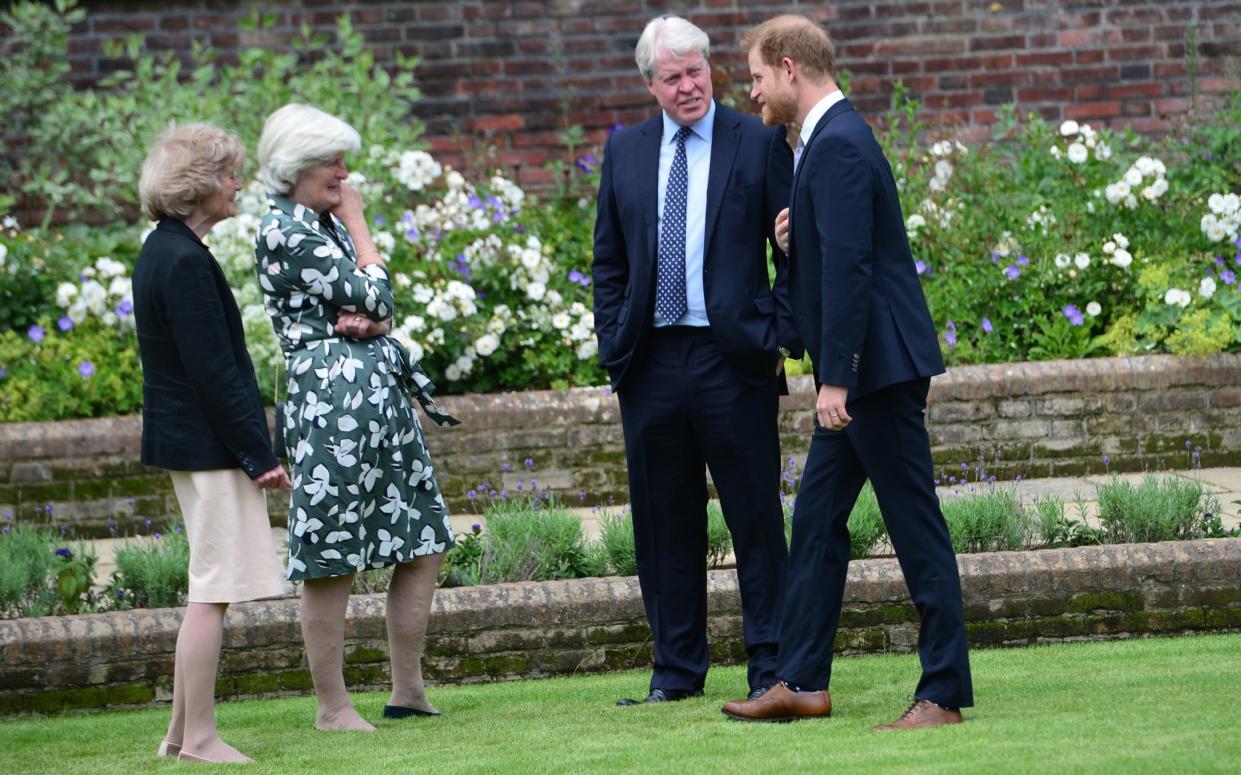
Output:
[646, 49, 713, 126]
[748, 49, 797, 127]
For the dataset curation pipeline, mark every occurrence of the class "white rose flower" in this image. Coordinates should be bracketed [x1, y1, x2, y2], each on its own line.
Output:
[1067, 142, 1088, 164]
[445, 170, 465, 190]
[1206, 222, 1228, 242]
[1095, 143, 1112, 161]
[1086, 301, 1102, 317]
[1200, 277, 1217, 299]
[475, 333, 500, 357]
[934, 160, 953, 179]
[56, 282, 78, 307]
[1050, 145, 1063, 160]
[1150, 177, 1168, 197]
[1165, 288, 1191, 307]
[552, 312, 571, 330]
[1054, 253, 1072, 269]
[408, 340, 425, 362]
[1059, 120, 1080, 137]
[1110, 249, 1133, 268]
[526, 281, 546, 301]
[1074, 253, 1090, 269]
[1113, 233, 1129, 249]
[1124, 167, 1143, 187]
[1104, 184, 1123, 205]
[1124, 194, 1137, 209]
[576, 339, 598, 360]
[1221, 192, 1241, 213]
[1135, 156, 1157, 175]
[1208, 193, 1225, 214]
[521, 248, 541, 269]
[374, 231, 396, 253]
[445, 364, 462, 381]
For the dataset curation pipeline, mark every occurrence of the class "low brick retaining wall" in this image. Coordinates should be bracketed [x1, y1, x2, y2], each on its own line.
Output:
[2, 539, 1238, 716]
[3, 354, 1241, 538]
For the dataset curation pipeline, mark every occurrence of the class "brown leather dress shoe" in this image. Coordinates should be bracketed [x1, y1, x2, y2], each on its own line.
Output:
[873, 698, 964, 730]
[721, 681, 831, 723]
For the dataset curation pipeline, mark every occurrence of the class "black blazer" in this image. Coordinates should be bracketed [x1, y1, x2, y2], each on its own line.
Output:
[592, 101, 796, 391]
[788, 98, 945, 399]
[132, 217, 278, 478]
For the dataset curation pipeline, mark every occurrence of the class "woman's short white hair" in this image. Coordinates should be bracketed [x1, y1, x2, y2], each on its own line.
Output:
[257, 103, 361, 194]
[138, 123, 243, 221]
[635, 16, 710, 82]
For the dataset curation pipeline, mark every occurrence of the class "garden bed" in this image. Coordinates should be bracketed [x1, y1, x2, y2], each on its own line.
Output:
[1, 538, 1238, 716]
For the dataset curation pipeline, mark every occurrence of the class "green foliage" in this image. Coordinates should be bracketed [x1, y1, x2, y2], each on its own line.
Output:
[107, 526, 190, 610]
[3, 1, 423, 225]
[847, 483, 888, 560]
[0, 524, 96, 618]
[705, 502, 733, 569]
[1095, 474, 1222, 544]
[941, 487, 1029, 554]
[596, 510, 637, 577]
[440, 523, 486, 588]
[477, 497, 598, 584]
[0, 320, 143, 421]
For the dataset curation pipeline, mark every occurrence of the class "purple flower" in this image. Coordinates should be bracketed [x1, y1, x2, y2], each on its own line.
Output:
[116, 300, 133, 316]
[524, 457, 534, 471]
[467, 489, 477, 500]
[516, 482, 524, 492]
[154, 531, 162, 540]
[467, 194, 484, 210]
[57, 316, 74, 332]
[373, 214, 386, 226]
[405, 227, 420, 241]
[914, 259, 928, 275]
[579, 489, 587, 503]
[54, 547, 73, 559]
[1016, 254, 1029, 266]
[471, 522, 482, 533]
[502, 462, 512, 473]
[944, 320, 957, 347]
[0, 368, 6, 379]
[990, 251, 1001, 263]
[1103, 455, 1111, 465]
[27, 325, 45, 342]
[981, 317, 993, 334]
[144, 519, 152, 528]
[609, 122, 625, 135]
[1221, 269, 1235, 286]
[1015, 474, 1023, 483]
[1, 526, 7, 535]
[1216, 256, 1226, 267]
[116, 589, 125, 599]
[1063, 305, 1084, 326]
[567, 269, 591, 287]
[575, 154, 597, 174]
[1004, 264, 1021, 280]
[78, 360, 95, 378]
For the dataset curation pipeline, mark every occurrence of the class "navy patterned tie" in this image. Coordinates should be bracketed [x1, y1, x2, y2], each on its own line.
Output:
[656, 125, 692, 324]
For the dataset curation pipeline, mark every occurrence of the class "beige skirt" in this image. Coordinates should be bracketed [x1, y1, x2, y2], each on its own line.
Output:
[170, 469, 288, 604]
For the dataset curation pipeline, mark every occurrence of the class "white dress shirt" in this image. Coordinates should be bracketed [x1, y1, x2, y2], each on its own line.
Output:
[795, 89, 845, 173]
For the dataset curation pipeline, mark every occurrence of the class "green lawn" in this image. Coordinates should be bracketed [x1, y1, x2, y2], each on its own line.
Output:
[4, 634, 1240, 773]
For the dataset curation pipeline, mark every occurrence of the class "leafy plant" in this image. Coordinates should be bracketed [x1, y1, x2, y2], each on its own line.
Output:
[941, 487, 1029, 554]
[705, 502, 733, 569]
[477, 497, 598, 584]
[107, 526, 190, 609]
[1095, 474, 1222, 544]
[0, 524, 58, 618]
[596, 510, 637, 577]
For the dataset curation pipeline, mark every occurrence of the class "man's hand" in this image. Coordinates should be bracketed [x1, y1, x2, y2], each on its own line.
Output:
[255, 465, 292, 490]
[816, 383, 851, 431]
[774, 207, 790, 254]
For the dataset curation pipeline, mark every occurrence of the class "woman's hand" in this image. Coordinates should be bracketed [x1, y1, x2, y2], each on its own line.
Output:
[336, 311, 391, 339]
[331, 182, 366, 229]
[255, 465, 292, 489]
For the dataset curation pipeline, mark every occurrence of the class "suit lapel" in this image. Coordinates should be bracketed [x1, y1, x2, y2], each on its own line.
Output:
[703, 102, 739, 265]
[791, 98, 854, 198]
[638, 117, 663, 264]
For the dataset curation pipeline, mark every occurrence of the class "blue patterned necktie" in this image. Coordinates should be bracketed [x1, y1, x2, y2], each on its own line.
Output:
[656, 125, 692, 324]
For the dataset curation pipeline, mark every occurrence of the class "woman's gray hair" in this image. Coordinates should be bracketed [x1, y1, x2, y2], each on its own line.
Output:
[256, 103, 361, 194]
[635, 16, 710, 82]
[138, 123, 243, 221]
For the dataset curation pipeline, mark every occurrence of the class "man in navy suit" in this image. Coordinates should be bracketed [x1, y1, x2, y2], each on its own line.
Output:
[722, 15, 974, 729]
[592, 15, 795, 706]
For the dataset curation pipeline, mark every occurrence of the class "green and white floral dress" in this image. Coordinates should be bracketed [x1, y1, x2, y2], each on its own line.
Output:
[255, 194, 456, 581]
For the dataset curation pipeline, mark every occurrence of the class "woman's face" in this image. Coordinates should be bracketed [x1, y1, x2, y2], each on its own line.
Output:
[291, 153, 349, 213]
[201, 168, 243, 222]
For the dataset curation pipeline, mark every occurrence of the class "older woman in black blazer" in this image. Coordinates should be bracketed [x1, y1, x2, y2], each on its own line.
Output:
[133, 123, 290, 765]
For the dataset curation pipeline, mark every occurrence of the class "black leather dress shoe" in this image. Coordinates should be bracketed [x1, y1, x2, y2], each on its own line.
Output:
[616, 688, 705, 706]
[747, 684, 775, 701]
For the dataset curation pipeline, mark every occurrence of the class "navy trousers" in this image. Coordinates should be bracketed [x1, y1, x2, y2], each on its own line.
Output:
[777, 378, 974, 708]
[617, 327, 788, 692]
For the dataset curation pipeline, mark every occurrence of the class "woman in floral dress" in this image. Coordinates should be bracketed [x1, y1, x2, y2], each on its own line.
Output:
[255, 103, 456, 730]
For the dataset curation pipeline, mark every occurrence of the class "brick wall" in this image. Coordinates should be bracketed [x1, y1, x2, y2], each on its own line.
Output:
[2, 538, 1238, 715]
[2, 354, 1241, 538]
[42, 0, 1241, 188]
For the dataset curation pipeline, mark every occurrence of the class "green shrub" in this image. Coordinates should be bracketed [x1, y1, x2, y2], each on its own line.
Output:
[108, 526, 190, 609]
[705, 502, 733, 569]
[597, 510, 636, 577]
[478, 497, 596, 584]
[1095, 474, 1222, 544]
[941, 487, 1029, 554]
[0, 525, 96, 618]
[847, 483, 888, 560]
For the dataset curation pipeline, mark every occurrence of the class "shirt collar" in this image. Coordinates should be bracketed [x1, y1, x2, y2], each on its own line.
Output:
[662, 98, 716, 144]
[799, 89, 845, 146]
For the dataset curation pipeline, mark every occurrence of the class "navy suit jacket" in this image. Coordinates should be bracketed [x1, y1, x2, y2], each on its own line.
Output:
[592, 102, 796, 391]
[789, 99, 944, 399]
[132, 218, 278, 479]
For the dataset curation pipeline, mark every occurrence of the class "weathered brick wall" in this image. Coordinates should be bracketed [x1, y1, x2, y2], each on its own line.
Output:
[34, 0, 1241, 187]
[2, 538, 1237, 715]
[3, 354, 1241, 537]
